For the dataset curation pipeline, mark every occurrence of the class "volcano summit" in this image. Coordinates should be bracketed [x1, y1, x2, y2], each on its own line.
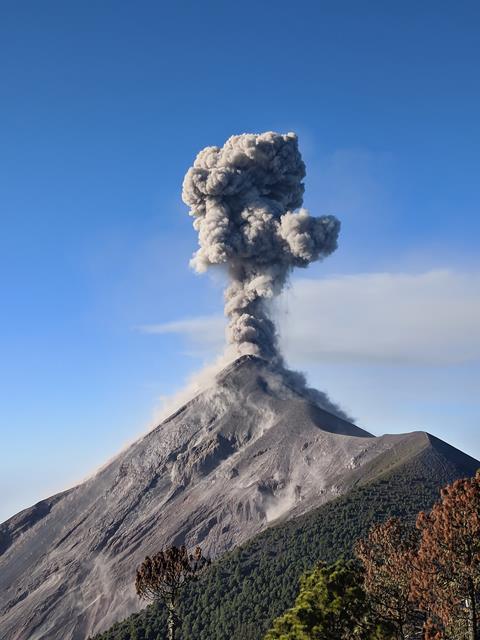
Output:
[1, 133, 478, 640]
[2, 355, 478, 639]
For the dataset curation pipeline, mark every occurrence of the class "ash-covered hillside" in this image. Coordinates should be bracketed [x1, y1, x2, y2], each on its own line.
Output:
[92, 429, 479, 640]
[1, 354, 463, 640]
[2, 131, 477, 640]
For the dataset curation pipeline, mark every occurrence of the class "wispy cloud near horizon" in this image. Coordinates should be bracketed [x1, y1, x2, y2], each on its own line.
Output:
[138, 269, 480, 367]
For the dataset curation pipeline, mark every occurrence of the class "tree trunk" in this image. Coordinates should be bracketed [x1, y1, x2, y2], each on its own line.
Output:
[166, 599, 178, 640]
[467, 578, 478, 640]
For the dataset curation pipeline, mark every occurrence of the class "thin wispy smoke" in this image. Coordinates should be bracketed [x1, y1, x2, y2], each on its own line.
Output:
[182, 131, 340, 364]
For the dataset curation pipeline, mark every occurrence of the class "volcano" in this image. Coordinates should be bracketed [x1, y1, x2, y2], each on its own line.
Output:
[1, 355, 478, 640]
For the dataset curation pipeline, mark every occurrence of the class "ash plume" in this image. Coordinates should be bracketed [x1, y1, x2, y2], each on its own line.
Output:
[182, 131, 340, 363]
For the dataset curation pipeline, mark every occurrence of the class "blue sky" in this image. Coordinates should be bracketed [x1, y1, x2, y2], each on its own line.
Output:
[1, 1, 479, 522]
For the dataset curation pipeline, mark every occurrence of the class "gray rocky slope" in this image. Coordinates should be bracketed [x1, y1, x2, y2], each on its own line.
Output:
[1, 355, 478, 640]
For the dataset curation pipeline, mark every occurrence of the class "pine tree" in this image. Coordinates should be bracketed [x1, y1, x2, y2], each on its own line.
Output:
[355, 517, 423, 639]
[412, 470, 480, 640]
[135, 545, 210, 640]
[264, 560, 387, 640]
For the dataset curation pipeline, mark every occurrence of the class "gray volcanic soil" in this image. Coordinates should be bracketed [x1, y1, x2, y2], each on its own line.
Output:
[1, 355, 476, 640]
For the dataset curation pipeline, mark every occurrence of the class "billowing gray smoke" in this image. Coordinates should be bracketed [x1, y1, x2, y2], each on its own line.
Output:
[182, 131, 340, 363]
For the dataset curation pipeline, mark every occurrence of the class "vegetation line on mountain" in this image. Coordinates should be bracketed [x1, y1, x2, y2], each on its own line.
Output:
[92, 446, 478, 639]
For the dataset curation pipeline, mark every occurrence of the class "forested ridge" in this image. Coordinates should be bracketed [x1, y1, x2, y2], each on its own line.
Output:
[92, 439, 478, 640]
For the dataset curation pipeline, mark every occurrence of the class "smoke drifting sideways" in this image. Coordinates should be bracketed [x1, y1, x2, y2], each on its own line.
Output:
[182, 131, 340, 364]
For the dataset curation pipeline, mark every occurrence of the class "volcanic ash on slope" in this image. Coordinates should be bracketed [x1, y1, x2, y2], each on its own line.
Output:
[0, 355, 428, 640]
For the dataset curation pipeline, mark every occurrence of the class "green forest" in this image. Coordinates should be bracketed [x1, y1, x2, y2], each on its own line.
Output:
[92, 442, 476, 640]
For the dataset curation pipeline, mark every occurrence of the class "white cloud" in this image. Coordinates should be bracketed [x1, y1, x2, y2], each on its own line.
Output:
[280, 269, 480, 365]
[138, 315, 226, 349]
[139, 270, 480, 367]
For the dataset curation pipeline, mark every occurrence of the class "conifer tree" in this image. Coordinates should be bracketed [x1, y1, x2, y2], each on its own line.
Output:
[135, 545, 209, 640]
[264, 560, 387, 639]
[412, 470, 480, 640]
[355, 517, 423, 639]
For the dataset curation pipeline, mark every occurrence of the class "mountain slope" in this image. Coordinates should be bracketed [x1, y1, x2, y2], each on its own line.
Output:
[93, 434, 479, 640]
[0, 355, 477, 640]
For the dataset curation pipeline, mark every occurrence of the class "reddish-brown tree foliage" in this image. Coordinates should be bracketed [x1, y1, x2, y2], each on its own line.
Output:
[135, 545, 210, 640]
[411, 470, 480, 640]
[355, 517, 423, 639]
[422, 618, 444, 640]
